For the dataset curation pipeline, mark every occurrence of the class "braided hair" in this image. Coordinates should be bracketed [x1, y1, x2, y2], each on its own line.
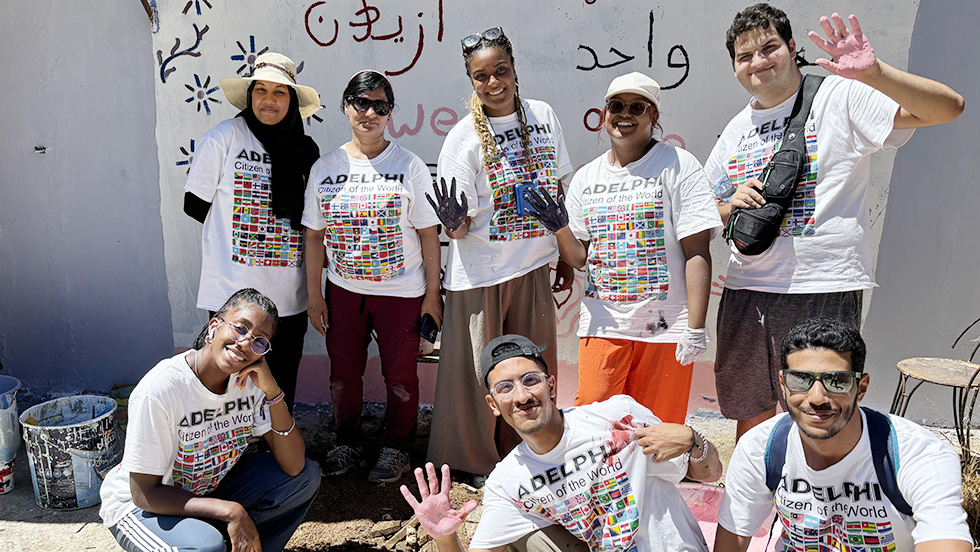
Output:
[463, 34, 533, 170]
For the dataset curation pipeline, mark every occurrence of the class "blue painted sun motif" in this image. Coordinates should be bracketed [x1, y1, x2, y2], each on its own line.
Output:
[176, 139, 196, 173]
[231, 36, 269, 76]
[184, 74, 222, 115]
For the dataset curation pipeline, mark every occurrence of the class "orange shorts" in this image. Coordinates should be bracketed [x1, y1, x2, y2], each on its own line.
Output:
[575, 337, 693, 424]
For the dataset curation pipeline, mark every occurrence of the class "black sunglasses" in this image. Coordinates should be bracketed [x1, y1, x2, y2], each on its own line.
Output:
[461, 27, 505, 52]
[606, 99, 654, 117]
[782, 369, 860, 394]
[346, 96, 392, 116]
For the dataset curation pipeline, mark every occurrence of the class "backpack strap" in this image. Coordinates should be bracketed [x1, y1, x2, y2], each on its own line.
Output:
[863, 406, 913, 516]
[764, 414, 795, 492]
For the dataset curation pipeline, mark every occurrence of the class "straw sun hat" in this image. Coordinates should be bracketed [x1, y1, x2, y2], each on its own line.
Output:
[219, 52, 322, 118]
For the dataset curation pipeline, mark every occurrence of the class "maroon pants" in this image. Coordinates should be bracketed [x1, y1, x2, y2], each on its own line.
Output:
[325, 282, 422, 451]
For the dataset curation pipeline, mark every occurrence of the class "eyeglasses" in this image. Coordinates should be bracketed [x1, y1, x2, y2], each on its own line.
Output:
[605, 99, 654, 117]
[461, 27, 505, 52]
[782, 370, 859, 394]
[491, 371, 546, 399]
[218, 316, 272, 356]
[346, 96, 392, 116]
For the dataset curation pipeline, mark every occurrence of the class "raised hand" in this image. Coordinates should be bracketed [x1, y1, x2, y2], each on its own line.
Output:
[523, 187, 568, 233]
[808, 13, 877, 79]
[426, 177, 468, 232]
[399, 463, 477, 539]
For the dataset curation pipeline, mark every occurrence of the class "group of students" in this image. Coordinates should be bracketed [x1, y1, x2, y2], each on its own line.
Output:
[97, 2, 968, 551]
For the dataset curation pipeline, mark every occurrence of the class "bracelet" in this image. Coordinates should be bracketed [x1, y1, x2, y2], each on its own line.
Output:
[269, 418, 296, 437]
[263, 390, 285, 408]
[687, 425, 709, 463]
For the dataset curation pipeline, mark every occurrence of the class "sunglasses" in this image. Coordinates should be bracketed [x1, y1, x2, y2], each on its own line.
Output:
[782, 370, 860, 394]
[461, 27, 505, 52]
[606, 99, 654, 117]
[346, 96, 392, 116]
[219, 316, 272, 356]
[491, 371, 546, 399]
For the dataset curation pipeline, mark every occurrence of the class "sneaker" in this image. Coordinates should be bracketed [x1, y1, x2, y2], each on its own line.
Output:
[451, 469, 488, 491]
[320, 445, 364, 476]
[368, 447, 411, 483]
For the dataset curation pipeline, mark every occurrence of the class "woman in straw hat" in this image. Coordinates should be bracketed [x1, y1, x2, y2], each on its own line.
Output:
[524, 72, 720, 424]
[183, 52, 321, 413]
[424, 27, 574, 486]
[301, 70, 441, 484]
[99, 288, 319, 552]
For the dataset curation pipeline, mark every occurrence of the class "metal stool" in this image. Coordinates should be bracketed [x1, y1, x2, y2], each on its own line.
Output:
[890, 357, 980, 465]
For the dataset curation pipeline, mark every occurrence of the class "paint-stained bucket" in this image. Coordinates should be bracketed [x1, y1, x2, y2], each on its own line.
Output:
[19, 395, 122, 510]
[0, 375, 21, 466]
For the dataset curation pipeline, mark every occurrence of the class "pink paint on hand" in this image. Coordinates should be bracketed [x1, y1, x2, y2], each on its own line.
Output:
[808, 14, 877, 79]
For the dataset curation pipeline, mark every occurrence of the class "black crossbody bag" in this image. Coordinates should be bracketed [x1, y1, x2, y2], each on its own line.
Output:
[724, 75, 824, 256]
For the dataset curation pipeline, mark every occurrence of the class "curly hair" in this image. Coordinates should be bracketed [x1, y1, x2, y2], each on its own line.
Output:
[726, 3, 810, 67]
[463, 32, 533, 170]
[780, 318, 866, 374]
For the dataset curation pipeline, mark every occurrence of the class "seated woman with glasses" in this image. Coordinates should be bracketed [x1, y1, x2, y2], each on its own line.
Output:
[425, 26, 574, 487]
[302, 70, 441, 484]
[99, 288, 320, 552]
[523, 72, 722, 424]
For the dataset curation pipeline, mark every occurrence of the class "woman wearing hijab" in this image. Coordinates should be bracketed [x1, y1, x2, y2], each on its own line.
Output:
[183, 52, 321, 412]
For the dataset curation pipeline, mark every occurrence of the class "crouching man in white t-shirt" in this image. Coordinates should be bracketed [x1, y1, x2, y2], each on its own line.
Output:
[715, 318, 972, 552]
[401, 334, 723, 551]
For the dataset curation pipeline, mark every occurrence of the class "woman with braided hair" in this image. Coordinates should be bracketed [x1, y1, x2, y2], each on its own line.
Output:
[426, 27, 574, 485]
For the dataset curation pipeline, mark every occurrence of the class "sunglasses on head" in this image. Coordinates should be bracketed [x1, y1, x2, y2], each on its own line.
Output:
[461, 27, 505, 52]
[782, 369, 860, 394]
[606, 99, 654, 117]
[346, 96, 392, 116]
[218, 316, 272, 356]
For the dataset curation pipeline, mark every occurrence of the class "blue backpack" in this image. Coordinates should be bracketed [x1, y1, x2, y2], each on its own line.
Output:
[764, 406, 913, 516]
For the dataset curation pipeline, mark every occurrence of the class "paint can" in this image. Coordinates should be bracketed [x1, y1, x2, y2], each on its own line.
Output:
[0, 460, 13, 494]
[19, 395, 122, 510]
[0, 375, 21, 465]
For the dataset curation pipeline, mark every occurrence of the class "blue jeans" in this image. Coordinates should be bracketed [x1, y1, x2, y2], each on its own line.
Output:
[109, 452, 320, 552]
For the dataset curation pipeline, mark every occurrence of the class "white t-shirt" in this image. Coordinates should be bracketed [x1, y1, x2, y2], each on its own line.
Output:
[185, 117, 308, 315]
[470, 395, 707, 552]
[565, 143, 722, 343]
[301, 143, 439, 298]
[99, 351, 272, 528]
[719, 411, 972, 551]
[704, 75, 914, 294]
[438, 99, 573, 291]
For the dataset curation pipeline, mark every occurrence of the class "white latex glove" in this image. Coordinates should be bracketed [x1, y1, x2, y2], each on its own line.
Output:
[675, 327, 707, 366]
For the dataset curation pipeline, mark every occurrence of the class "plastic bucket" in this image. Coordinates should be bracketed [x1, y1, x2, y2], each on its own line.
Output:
[0, 375, 21, 465]
[19, 395, 122, 510]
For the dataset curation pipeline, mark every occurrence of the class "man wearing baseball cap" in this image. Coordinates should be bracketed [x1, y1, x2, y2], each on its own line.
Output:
[402, 334, 722, 551]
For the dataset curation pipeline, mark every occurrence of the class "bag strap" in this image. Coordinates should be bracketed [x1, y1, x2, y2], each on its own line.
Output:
[764, 408, 912, 517]
[863, 406, 913, 516]
[774, 74, 824, 157]
[764, 414, 794, 492]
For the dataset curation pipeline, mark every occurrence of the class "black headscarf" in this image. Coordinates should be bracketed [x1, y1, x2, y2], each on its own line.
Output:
[238, 85, 320, 231]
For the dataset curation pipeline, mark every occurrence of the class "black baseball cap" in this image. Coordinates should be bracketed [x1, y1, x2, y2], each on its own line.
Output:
[480, 334, 549, 387]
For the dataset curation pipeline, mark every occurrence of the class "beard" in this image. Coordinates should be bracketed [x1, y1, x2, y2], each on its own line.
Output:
[791, 392, 860, 441]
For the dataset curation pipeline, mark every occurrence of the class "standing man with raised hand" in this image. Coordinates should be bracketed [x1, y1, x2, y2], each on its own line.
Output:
[706, 4, 964, 440]
[715, 318, 971, 551]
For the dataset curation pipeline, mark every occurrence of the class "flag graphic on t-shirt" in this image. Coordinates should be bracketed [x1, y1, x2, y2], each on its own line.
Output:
[776, 495, 899, 552]
[725, 132, 818, 238]
[231, 172, 303, 266]
[172, 425, 252, 495]
[485, 145, 559, 242]
[321, 192, 406, 281]
[584, 201, 668, 302]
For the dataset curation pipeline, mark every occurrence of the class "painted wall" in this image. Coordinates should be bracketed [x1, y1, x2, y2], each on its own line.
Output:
[0, 2, 174, 391]
[862, 0, 980, 424]
[2, 1, 976, 423]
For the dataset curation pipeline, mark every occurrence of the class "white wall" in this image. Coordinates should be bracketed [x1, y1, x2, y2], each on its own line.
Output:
[3, 1, 977, 424]
[0, 2, 173, 390]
